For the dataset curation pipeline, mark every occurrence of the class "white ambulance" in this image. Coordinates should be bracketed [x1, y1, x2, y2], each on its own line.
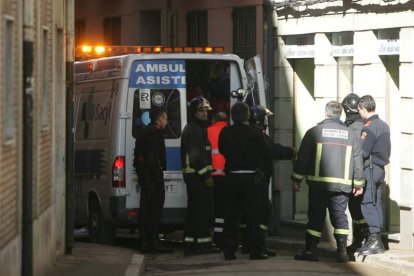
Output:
[73, 46, 267, 244]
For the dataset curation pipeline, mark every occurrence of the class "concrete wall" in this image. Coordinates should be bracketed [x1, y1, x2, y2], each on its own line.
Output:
[0, 0, 70, 275]
[274, 0, 414, 249]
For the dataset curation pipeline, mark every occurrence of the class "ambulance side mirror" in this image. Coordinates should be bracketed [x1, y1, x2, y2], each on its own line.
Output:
[231, 88, 246, 101]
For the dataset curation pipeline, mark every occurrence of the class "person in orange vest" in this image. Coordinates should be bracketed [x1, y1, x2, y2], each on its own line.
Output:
[207, 111, 229, 249]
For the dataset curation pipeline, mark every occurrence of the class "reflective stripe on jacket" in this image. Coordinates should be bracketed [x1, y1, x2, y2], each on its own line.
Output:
[181, 119, 213, 177]
[292, 118, 365, 193]
[208, 121, 228, 176]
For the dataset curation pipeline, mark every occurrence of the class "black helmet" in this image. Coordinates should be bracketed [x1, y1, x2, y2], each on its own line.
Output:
[189, 96, 212, 116]
[342, 93, 360, 115]
[249, 105, 273, 126]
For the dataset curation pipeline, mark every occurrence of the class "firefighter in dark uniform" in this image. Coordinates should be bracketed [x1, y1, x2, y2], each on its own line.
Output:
[292, 101, 365, 263]
[357, 95, 391, 255]
[218, 102, 272, 261]
[240, 105, 295, 257]
[181, 96, 219, 255]
[207, 111, 229, 249]
[134, 108, 173, 254]
[341, 93, 369, 258]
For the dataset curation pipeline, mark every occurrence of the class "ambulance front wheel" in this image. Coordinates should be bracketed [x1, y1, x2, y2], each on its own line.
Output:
[88, 196, 116, 245]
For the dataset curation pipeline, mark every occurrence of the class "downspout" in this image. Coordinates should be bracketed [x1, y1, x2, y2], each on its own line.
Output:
[263, 0, 278, 234]
[65, 0, 75, 255]
[22, 0, 34, 275]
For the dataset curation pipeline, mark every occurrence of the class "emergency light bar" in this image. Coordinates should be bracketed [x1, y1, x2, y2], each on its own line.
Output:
[75, 45, 225, 60]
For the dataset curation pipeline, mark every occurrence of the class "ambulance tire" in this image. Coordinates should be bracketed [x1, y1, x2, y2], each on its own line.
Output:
[88, 197, 116, 245]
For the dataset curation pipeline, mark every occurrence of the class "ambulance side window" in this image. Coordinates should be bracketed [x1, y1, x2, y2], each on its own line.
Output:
[132, 89, 181, 139]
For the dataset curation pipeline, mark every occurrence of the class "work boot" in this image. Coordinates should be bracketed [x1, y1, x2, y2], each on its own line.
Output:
[359, 233, 385, 255]
[262, 247, 276, 257]
[335, 234, 350, 263]
[294, 233, 319, 262]
[347, 224, 369, 258]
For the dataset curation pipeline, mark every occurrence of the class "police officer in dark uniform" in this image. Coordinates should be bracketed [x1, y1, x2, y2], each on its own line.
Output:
[181, 96, 219, 255]
[134, 108, 172, 254]
[357, 95, 391, 255]
[245, 105, 295, 257]
[219, 102, 272, 261]
[341, 93, 369, 258]
[292, 101, 365, 263]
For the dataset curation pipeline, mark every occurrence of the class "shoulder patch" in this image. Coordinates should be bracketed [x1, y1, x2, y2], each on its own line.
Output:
[361, 131, 367, 140]
[364, 120, 372, 127]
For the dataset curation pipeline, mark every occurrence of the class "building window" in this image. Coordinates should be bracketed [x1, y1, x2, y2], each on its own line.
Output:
[186, 10, 207, 47]
[233, 7, 256, 60]
[75, 19, 86, 46]
[103, 16, 121, 45]
[42, 28, 50, 128]
[2, 17, 15, 141]
[139, 10, 161, 45]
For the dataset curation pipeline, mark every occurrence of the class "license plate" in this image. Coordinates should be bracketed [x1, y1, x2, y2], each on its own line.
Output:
[165, 183, 177, 193]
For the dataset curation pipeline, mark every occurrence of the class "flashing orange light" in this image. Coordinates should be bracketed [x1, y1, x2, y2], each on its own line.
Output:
[81, 45, 92, 53]
[94, 46, 106, 55]
[153, 46, 162, 53]
[75, 45, 225, 60]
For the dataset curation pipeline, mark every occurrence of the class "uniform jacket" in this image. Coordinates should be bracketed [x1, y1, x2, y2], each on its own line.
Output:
[292, 118, 365, 193]
[134, 123, 166, 188]
[218, 122, 272, 172]
[181, 118, 213, 178]
[207, 121, 228, 176]
[360, 114, 391, 167]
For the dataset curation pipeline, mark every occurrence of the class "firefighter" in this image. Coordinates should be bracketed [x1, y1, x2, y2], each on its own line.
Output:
[357, 95, 391, 255]
[218, 102, 272, 260]
[239, 106, 295, 257]
[207, 111, 229, 249]
[341, 93, 369, 258]
[292, 101, 365, 263]
[181, 96, 219, 255]
[134, 108, 173, 254]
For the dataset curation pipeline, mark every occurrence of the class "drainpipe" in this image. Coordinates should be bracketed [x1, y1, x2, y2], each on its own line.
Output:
[263, 0, 278, 234]
[65, 0, 75, 255]
[22, 0, 34, 275]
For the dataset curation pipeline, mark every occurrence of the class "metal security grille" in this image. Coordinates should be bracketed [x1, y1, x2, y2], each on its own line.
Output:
[186, 10, 207, 47]
[233, 7, 256, 60]
[103, 17, 121, 45]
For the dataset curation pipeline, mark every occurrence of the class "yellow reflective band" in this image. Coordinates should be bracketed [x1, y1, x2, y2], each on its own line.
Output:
[215, 218, 224, 223]
[353, 219, 367, 224]
[260, 224, 268, 231]
[198, 165, 213, 175]
[185, 237, 194, 242]
[315, 143, 322, 176]
[344, 145, 352, 180]
[239, 224, 247, 228]
[307, 176, 353, 185]
[183, 154, 196, 173]
[353, 179, 365, 187]
[197, 237, 212, 243]
[292, 172, 305, 180]
[307, 229, 322, 238]
[334, 228, 350, 235]
[214, 227, 223, 233]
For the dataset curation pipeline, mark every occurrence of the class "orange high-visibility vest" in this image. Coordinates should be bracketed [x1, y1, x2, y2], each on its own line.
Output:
[207, 121, 228, 176]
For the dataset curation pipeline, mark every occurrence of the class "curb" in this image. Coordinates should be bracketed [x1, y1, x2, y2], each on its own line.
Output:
[267, 236, 414, 276]
[124, 254, 145, 276]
